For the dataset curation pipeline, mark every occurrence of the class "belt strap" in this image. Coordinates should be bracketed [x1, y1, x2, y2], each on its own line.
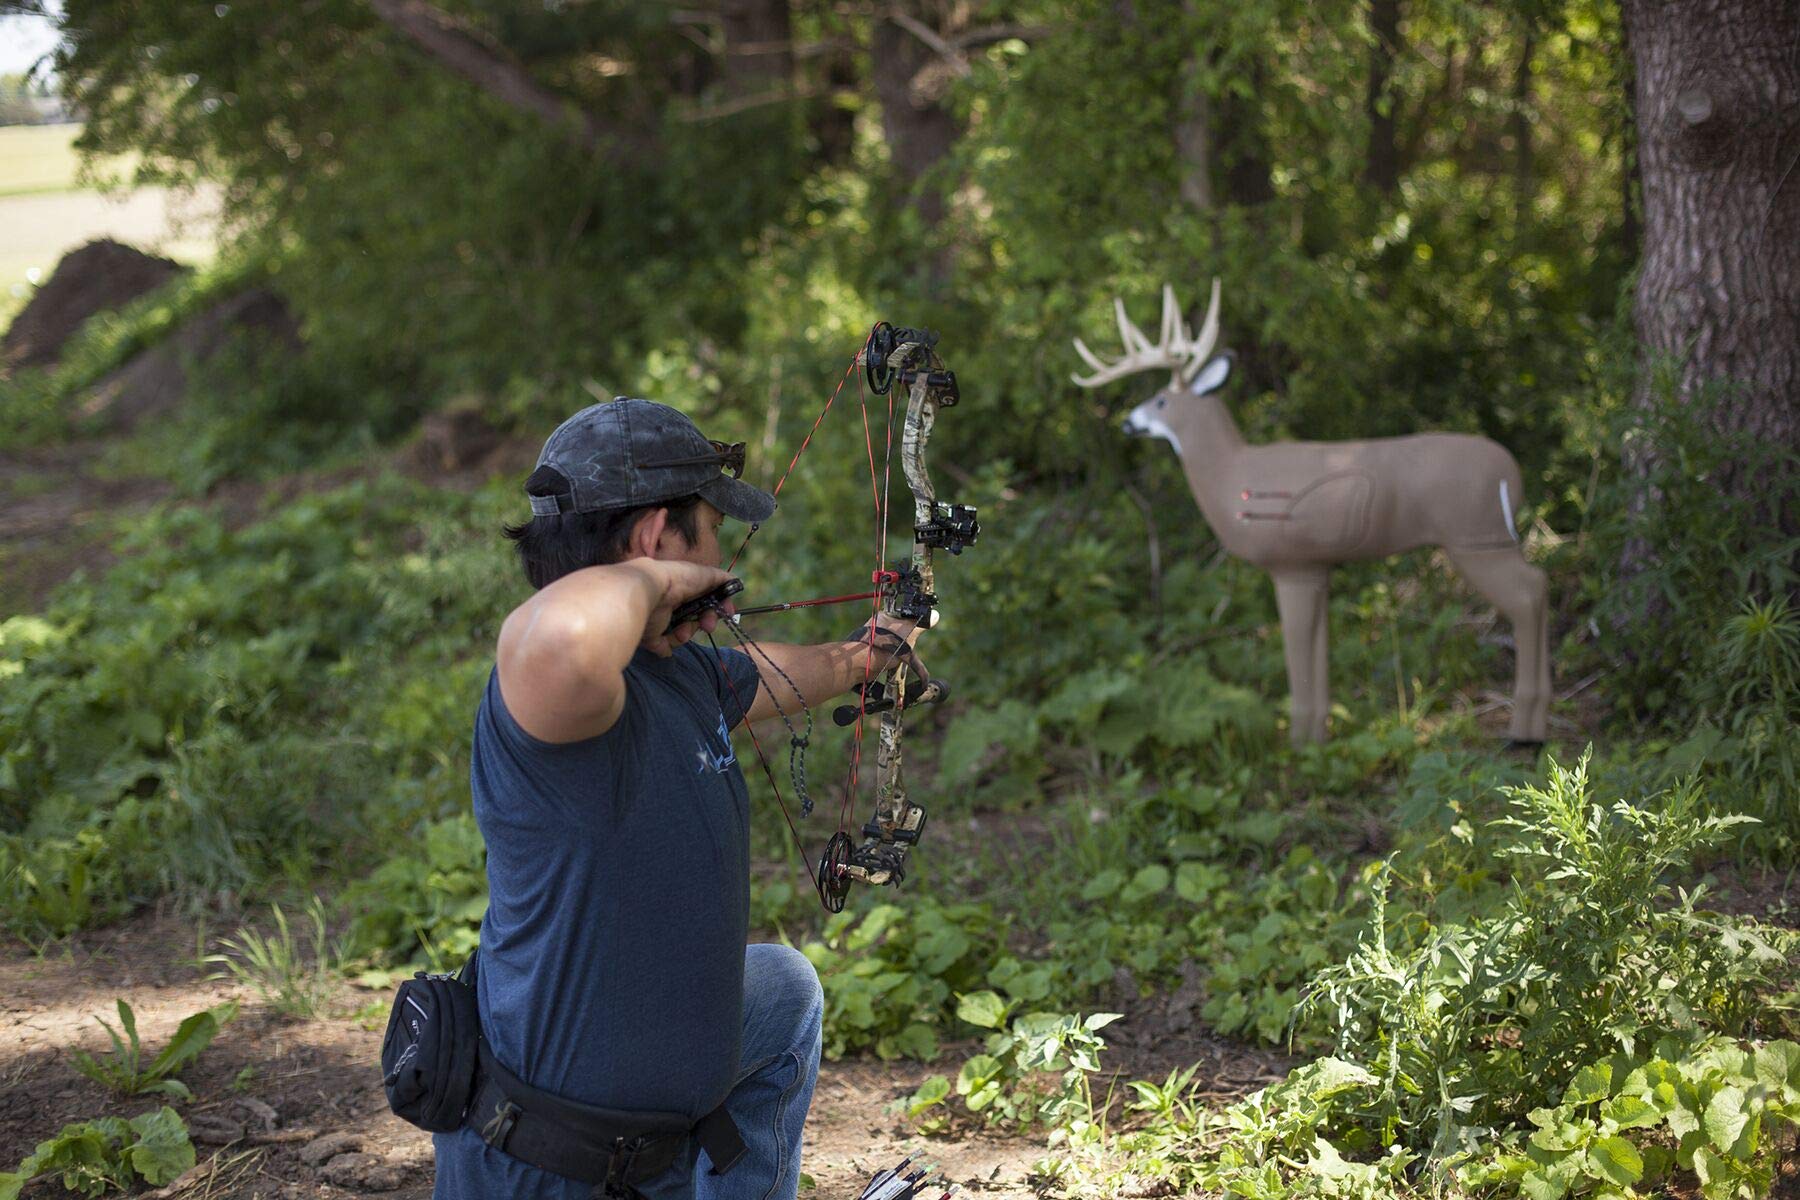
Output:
[466, 1041, 745, 1190]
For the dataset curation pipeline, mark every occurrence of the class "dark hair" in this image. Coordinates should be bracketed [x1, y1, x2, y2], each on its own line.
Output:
[504, 466, 705, 589]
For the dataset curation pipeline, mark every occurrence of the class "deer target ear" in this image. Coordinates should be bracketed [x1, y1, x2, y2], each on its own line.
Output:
[1188, 355, 1232, 396]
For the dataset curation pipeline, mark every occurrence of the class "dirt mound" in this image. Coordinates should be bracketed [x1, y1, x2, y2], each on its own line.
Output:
[0, 239, 187, 373]
[80, 287, 302, 433]
[399, 398, 537, 482]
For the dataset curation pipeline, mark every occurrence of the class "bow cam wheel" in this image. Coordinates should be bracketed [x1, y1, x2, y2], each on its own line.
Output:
[817, 832, 854, 913]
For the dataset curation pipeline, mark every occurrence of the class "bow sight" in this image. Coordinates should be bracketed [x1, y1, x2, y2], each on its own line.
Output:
[916, 502, 979, 554]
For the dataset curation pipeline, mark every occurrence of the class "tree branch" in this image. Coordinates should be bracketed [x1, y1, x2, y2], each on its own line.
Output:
[888, 11, 971, 78]
[364, 0, 605, 151]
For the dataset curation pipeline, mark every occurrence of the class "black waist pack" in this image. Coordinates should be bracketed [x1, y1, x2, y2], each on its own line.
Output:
[381, 956, 482, 1133]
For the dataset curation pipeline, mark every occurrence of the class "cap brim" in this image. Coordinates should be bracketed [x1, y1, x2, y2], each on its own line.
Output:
[698, 475, 778, 525]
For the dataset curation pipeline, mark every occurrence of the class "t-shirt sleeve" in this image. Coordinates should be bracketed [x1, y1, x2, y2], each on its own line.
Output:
[481, 665, 630, 757]
[688, 643, 761, 730]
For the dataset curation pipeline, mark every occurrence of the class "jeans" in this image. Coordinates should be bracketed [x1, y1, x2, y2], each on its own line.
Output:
[640, 943, 824, 1200]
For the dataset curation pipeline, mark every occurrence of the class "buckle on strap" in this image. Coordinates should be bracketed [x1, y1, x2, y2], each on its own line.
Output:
[479, 1099, 522, 1150]
[600, 1136, 644, 1198]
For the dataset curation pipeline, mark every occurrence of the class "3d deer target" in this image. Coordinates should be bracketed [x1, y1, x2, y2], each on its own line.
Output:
[1074, 280, 1551, 746]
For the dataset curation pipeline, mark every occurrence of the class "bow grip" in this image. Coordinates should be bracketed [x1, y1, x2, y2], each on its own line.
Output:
[832, 677, 951, 726]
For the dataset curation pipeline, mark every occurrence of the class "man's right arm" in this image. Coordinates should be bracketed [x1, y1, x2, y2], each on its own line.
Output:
[496, 560, 731, 744]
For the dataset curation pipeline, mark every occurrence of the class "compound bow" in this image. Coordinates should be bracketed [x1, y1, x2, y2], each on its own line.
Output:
[699, 323, 978, 912]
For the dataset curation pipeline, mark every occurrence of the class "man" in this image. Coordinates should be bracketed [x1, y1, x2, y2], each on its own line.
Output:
[432, 398, 920, 1200]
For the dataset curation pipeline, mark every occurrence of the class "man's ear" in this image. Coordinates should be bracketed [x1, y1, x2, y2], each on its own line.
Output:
[629, 508, 670, 560]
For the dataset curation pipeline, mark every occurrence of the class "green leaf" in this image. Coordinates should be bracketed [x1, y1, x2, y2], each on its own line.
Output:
[956, 991, 1009, 1030]
[964, 1080, 1001, 1112]
[147, 1001, 238, 1080]
[955, 1054, 1002, 1097]
[905, 1075, 951, 1117]
[1564, 1061, 1613, 1105]
[1080, 869, 1124, 901]
[1703, 1086, 1749, 1153]
[126, 1108, 194, 1187]
[1586, 1136, 1644, 1186]
[883, 1023, 938, 1062]
[1118, 865, 1170, 904]
[1174, 861, 1225, 903]
[1520, 1164, 1571, 1200]
[1754, 1041, 1800, 1093]
[1691, 1146, 1733, 1200]
[1600, 1094, 1660, 1130]
[141, 1078, 193, 1100]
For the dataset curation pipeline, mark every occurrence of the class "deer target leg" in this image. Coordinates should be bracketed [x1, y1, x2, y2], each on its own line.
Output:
[1447, 545, 1551, 743]
[1272, 566, 1331, 745]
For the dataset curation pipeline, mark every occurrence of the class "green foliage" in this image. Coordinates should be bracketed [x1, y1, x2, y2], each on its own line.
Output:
[58, 0, 810, 428]
[69, 999, 238, 1100]
[206, 898, 346, 1020]
[0, 477, 514, 937]
[343, 813, 488, 971]
[1672, 597, 1800, 857]
[1070, 755, 1795, 1198]
[0, 1107, 194, 1199]
[1580, 374, 1800, 722]
[1108, 1058, 1418, 1200]
[798, 901, 1007, 1061]
[1465, 1039, 1800, 1200]
[908, 1004, 1119, 1131]
[1304, 756, 1786, 1150]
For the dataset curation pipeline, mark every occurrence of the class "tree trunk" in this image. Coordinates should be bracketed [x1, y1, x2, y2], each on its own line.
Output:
[1174, 47, 1215, 211]
[1617, 13, 1642, 265]
[1364, 0, 1401, 194]
[1222, 61, 1275, 207]
[1623, 0, 1800, 486]
[870, 10, 960, 230]
[1508, 28, 1534, 222]
[719, 0, 793, 100]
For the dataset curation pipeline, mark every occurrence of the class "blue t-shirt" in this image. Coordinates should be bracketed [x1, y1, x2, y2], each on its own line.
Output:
[433, 642, 762, 1199]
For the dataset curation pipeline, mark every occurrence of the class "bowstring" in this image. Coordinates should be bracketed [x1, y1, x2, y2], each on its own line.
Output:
[840, 360, 900, 836]
[705, 624, 828, 905]
[716, 325, 895, 899]
[727, 340, 869, 574]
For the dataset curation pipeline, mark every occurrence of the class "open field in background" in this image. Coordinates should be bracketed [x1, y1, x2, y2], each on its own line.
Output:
[0, 123, 95, 196]
[0, 123, 219, 325]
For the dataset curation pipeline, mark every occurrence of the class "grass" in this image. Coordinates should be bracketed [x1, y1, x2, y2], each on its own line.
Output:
[0, 123, 86, 197]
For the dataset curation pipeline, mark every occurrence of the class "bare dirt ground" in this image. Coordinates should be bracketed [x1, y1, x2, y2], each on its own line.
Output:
[0, 911, 1290, 1199]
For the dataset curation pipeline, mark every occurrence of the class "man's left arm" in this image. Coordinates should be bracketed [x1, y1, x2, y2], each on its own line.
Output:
[733, 620, 923, 725]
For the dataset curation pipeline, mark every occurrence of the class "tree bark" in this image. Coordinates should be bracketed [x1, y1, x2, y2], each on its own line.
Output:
[1363, 0, 1401, 194]
[870, 8, 960, 230]
[1508, 28, 1534, 221]
[1222, 61, 1275, 206]
[1622, 0, 1800, 505]
[719, 0, 794, 99]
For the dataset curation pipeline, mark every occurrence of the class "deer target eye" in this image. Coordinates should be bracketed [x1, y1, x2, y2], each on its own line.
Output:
[1156, 399, 1166, 408]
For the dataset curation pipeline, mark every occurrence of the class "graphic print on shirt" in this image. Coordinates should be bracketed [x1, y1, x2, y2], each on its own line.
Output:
[695, 711, 738, 775]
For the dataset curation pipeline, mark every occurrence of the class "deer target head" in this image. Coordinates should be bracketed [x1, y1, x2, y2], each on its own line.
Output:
[1071, 280, 1229, 456]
